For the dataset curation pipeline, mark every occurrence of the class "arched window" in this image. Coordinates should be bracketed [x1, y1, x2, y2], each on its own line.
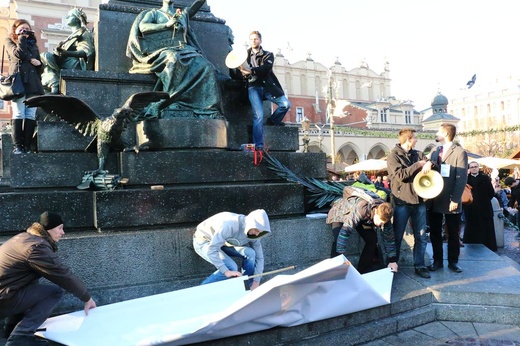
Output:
[300, 74, 307, 95]
[342, 79, 348, 99]
[285, 72, 292, 94]
[315, 76, 322, 97]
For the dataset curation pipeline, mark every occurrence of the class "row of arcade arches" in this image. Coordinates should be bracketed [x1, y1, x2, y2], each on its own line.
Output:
[307, 141, 437, 164]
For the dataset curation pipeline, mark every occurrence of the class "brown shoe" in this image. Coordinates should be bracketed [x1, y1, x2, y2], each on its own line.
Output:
[415, 267, 431, 278]
[427, 262, 444, 271]
[448, 263, 463, 273]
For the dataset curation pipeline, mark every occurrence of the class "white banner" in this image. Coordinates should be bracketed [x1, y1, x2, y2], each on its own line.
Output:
[37, 256, 393, 345]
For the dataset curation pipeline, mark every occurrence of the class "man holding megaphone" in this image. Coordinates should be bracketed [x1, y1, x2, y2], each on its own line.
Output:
[232, 31, 291, 151]
[387, 128, 433, 279]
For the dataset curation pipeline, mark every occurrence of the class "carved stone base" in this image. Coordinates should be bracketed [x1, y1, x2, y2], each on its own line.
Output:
[9, 152, 119, 189]
[94, 183, 304, 229]
[120, 151, 325, 186]
[136, 118, 228, 150]
[0, 190, 94, 232]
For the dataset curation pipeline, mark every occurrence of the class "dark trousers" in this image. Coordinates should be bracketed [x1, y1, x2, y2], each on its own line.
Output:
[357, 225, 379, 274]
[331, 223, 379, 274]
[0, 284, 63, 337]
[429, 212, 461, 264]
[331, 225, 343, 258]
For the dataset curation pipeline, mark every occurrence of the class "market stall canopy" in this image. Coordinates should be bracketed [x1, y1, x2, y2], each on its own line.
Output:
[474, 157, 520, 169]
[344, 159, 387, 173]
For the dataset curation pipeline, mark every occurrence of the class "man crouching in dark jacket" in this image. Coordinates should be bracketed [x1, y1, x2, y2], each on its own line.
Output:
[0, 212, 96, 345]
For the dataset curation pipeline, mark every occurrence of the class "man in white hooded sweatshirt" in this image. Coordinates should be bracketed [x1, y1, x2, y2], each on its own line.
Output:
[193, 209, 271, 290]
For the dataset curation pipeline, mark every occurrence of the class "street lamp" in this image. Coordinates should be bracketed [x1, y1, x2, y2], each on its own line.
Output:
[301, 117, 310, 153]
[327, 69, 337, 164]
[315, 124, 324, 152]
[326, 69, 376, 165]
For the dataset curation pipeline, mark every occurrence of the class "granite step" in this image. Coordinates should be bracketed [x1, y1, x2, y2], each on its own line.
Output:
[192, 245, 520, 345]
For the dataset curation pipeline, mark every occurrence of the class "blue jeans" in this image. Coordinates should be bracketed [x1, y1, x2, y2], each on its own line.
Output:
[193, 239, 256, 285]
[393, 203, 428, 268]
[248, 86, 291, 147]
[11, 96, 37, 120]
[0, 284, 63, 337]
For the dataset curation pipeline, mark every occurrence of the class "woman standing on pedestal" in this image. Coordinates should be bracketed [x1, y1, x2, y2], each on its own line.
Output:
[4, 19, 44, 154]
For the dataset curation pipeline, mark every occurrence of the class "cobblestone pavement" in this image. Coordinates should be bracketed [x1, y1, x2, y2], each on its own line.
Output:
[496, 225, 520, 265]
[446, 337, 520, 345]
[365, 225, 520, 346]
[441, 225, 520, 346]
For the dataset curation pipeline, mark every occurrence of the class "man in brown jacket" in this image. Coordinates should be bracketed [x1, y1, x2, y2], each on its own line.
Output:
[0, 212, 96, 345]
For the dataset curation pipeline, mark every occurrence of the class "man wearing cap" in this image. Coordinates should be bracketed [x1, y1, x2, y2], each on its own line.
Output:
[0, 212, 96, 345]
[193, 209, 271, 291]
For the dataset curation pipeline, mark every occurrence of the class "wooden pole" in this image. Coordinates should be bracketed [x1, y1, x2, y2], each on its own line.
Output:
[247, 265, 297, 280]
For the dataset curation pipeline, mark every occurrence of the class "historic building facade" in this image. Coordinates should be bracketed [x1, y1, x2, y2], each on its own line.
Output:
[449, 75, 520, 157]
[271, 51, 434, 166]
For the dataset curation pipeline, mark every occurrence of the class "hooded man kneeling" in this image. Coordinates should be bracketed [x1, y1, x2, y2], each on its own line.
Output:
[193, 209, 271, 291]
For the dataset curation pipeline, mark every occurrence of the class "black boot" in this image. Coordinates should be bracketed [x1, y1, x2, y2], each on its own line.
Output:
[3, 313, 23, 338]
[23, 119, 37, 153]
[6, 334, 49, 345]
[11, 119, 24, 154]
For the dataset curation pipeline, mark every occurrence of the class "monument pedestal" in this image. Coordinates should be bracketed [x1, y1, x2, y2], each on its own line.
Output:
[0, 0, 336, 316]
[2, 118, 326, 232]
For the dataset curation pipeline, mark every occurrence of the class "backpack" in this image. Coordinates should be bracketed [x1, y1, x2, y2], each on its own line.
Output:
[342, 185, 381, 205]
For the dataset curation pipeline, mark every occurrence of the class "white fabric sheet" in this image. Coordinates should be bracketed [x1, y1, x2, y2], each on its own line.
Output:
[37, 256, 393, 345]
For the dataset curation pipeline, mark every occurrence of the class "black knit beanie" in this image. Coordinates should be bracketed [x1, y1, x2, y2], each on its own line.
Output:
[504, 177, 516, 187]
[39, 212, 63, 230]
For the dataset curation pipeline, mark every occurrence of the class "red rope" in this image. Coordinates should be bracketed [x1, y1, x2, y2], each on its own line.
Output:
[254, 148, 263, 166]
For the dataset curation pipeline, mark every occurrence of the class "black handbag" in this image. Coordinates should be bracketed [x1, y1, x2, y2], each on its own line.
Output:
[0, 45, 25, 101]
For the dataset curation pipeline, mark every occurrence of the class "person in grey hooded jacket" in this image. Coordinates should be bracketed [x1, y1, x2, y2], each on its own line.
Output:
[193, 209, 271, 290]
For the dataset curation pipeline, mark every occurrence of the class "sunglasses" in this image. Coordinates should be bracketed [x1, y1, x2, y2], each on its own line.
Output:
[469, 166, 479, 168]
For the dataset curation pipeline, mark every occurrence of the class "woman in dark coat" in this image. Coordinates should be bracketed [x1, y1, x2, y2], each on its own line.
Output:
[463, 162, 497, 251]
[4, 19, 45, 154]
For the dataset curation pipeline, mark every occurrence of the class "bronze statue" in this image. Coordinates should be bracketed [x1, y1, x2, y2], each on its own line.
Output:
[126, 0, 222, 118]
[24, 92, 170, 174]
[40, 8, 95, 94]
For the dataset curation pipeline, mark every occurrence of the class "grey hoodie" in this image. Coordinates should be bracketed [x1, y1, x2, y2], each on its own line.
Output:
[194, 209, 271, 282]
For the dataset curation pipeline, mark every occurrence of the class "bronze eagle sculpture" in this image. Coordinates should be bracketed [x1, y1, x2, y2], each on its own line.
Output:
[25, 92, 170, 175]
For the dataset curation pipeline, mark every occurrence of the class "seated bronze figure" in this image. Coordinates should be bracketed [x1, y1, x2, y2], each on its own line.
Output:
[126, 0, 222, 118]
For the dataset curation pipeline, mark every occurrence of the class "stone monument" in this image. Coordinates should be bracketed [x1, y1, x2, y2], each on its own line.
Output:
[0, 0, 334, 312]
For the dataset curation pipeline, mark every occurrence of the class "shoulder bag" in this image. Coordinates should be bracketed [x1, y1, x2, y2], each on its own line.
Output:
[462, 184, 473, 205]
[0, 45, 25, 101]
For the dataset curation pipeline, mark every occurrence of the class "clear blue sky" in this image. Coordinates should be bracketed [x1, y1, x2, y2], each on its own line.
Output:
[208, 0, 520, 111]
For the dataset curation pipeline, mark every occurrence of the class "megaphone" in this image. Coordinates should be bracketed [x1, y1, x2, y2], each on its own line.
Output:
[413, 170, 444, 199]
[225, 49, 249, 69]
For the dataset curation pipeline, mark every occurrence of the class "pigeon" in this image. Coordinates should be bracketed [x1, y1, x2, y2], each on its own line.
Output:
[466, 74, 476, 89]
[25, 92, 170, 174]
